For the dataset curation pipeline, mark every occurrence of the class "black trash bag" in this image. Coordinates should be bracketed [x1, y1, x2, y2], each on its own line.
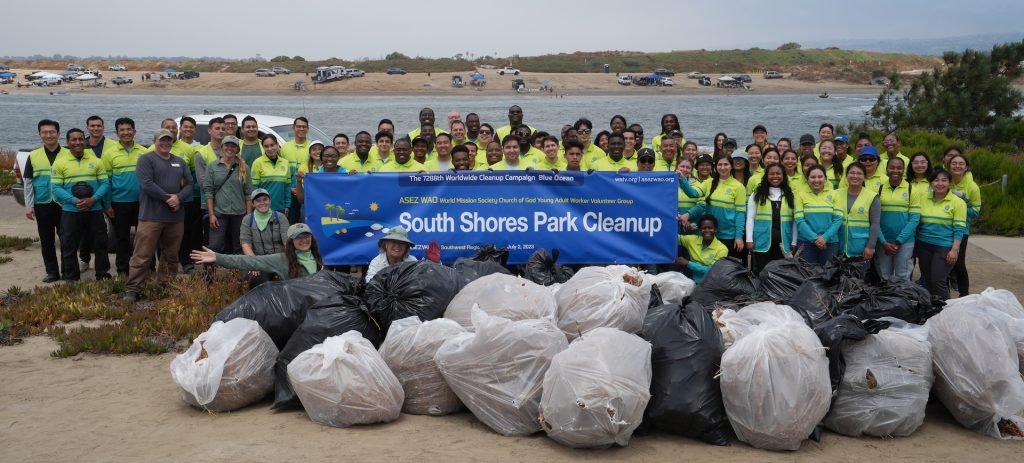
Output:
[845, 280, 944, 324]
[471, 244, 510, 265]
[830, 277, 870, 314]
[690, 257, 757, 306]
[787, 278, 841, 326]
[641, 302, 730, 445]
[522, 248, 575, 286]
[648, 284, 665, 310]
[452, 258, 512, 291]
[812, 314, 882, 395]
[271, 295, 383, 410]
[213, 271, 360, 349]
[364, 260, 459, 333]
[822, 255, 866, 283]
[755, 257, 824, 301]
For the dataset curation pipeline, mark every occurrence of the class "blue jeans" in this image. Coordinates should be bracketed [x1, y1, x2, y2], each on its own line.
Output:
[799, 241, 839, 266]
[875, 241, 916, 282]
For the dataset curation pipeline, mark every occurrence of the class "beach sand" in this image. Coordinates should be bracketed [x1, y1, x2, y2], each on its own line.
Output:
[3, 68, 874, 96]
[2, 199, 1024, 462]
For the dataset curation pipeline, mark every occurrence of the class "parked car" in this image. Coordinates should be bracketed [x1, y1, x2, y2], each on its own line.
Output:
[271, 66, 290, 75]
[654, 68, 675, 77]
[110, 76, 133, 85]
[255, 68, 276, 77]
[734, 74, 752, 83]
[345, 69, 365, 77]
[67, 64, 84, 72]
[386, 66, 407, 75]
[617, 75, 632, 85]
[181, 71, 200, 79]
[108, 64, 127, 71]
[497, 66, 521, 76]
[686, 71, 705, 79]
[763, 70, 783, 79]
[660, 77, 674, 86]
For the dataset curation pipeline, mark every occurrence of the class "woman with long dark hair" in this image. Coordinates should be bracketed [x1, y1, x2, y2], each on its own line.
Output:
[712, 132, 728, 157]
[794, 165, 843, 265]
[948, 153, 981, 296]
[745, 163, 797, 274]
[680, 155, 748, 263]
[915, 168, 966, 300]
[190, 223, 323, 281]
[652, 113, 680, 155]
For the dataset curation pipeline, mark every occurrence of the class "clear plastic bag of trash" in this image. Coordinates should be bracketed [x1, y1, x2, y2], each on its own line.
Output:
[434, 308, 568, 436]
[720, 318, 832, 450]
[287, 331, 404, 428]
[444, 273, 557, 330]
[713, 301, 807, 349]
[824, 319, 934, 437]
[170, 318, 278, 412]
[928, 304, 1024, 439]
[379, 316, 467, 415]
[539, 328, 652, 448]
[554, 265, 652, 340]
[648, 271, 696, 305]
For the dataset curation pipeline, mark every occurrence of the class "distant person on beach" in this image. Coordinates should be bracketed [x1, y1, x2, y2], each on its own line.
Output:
[104, 117, 148, 276]
[123, 129, 193, 301]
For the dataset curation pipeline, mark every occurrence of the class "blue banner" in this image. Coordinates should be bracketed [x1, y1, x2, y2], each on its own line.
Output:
[303, 171, 679, 265]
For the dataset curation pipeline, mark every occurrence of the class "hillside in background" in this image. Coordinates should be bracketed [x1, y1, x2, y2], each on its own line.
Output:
[804, 33, 1024, 56]
[3, 47, 941, 83]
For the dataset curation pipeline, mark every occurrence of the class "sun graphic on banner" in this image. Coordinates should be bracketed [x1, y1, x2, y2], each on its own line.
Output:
[369, 202, 380, 212]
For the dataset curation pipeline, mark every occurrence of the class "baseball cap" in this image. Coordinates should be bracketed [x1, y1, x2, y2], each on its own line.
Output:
[694, 154, 714, 166]
[636, 148, 656, 162]
[222, 135, 240, 146]
[250, 188, 270, 201]
[752, 124, 767, 134]
[834, 135, 850, 144]
[731, 151, 749, 161]
[799, 134, 816, 145]
[723, 138, 737, 148]
[859, 146, 880, 157]
[309, 139, 324, 148]
[287, 223, 312, 239]
[152, 129, 174, 142]
[667, 129, 684, 137]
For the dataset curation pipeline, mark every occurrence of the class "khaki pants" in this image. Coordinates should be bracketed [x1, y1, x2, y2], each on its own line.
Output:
[127, 220, 184, 292]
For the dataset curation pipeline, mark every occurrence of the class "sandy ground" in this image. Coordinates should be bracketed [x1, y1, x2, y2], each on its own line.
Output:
[1, 197, 1023, 462]
[2, 68, 873, 96]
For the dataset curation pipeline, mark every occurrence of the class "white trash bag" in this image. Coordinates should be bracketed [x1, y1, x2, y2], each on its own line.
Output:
[444, 273, 557, 330]
[287, 331, 404, 428]
[648, 271, 696, 305]
[435, 308, 568, 436]
[946, 287, 1024, 318]
[539, 328, 652, 448]
[714, 301, 807, 349]
[170, 318, 277, 412]
[824, 319, 934, 437]
[720, 319, 831, 451]
[555, 265, 652, 340]
[929, 304, 1024, 439]
[379, 316, 467, 415]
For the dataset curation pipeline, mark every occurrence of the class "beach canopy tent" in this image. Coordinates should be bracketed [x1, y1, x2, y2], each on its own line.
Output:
[717, 75, 736, 82]
[470, 73, 485, 80]
[75, 74, 99, 81]
[0, 72, 15, 78]
[538, 79, 550, 85]
[36, 72, 64, 79]
[163, 68, 177, 73]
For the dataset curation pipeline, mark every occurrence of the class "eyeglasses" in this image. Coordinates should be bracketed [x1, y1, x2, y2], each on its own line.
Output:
[577, 129, 592, 134]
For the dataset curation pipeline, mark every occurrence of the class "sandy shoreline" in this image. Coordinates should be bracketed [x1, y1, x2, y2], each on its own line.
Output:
[2, 68, 878, 97]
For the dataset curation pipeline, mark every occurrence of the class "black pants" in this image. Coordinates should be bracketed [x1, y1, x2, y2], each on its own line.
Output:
[209, 213, 244, 254]
[178, 198, 202, 266]
[34, 202, 62, 277]
[725, 238, 748, 269]
[916, 241, 954, 301]
[288, 193, 303, 224]
[752, 244, 785, 276]
[61, 210, 110, 280]
[78, 226, 93, 264]
[111, 201, 139, 275]
[950, 235, 970, 297]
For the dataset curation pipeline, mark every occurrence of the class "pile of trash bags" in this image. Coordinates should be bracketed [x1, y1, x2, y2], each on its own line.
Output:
[176, 247, 1024, 449]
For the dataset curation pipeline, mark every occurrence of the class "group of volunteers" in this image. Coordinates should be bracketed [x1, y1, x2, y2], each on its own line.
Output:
[22, 105, 980, 301]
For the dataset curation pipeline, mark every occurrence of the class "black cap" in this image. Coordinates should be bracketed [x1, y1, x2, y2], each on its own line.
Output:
[667, 129, 683, 137]
[637, 148, 656, 162]
[752, 124, 767, 134]
[695, 154, 714, 166]
[723, 138, 737, 148]
[799, 134, 816, 145]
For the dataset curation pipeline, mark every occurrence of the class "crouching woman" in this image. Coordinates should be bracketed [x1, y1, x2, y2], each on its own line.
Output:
[190, 223, 322, 281]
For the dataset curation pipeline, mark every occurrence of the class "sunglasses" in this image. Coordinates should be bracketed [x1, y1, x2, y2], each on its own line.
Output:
[479, 130, 492, 135]
[577, 129, 592, 134]
[859, 157, 878, 162]
[638, 158, 655, 164]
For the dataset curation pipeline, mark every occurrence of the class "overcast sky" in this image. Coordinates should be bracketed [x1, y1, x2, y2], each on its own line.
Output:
[6, 0, 1023, 60]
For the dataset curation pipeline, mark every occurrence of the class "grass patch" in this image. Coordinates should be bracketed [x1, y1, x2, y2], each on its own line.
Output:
[0, 235, 34, 254]
[0, 271, 245, 356]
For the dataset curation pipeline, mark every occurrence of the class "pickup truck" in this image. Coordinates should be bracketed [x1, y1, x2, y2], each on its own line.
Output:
[497, 66, 521, 76]
[108, 64, 127, 71]
[111, 76, 133, 85]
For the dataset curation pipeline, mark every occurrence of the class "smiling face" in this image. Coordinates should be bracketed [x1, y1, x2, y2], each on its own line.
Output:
[931, 173, 950, 195]
[543, 139, 559, 159]
[765, 164, 784, 187]
[116, 123, 136, 144]
[393, 140, 412, 164]
[948, 155, 968, 176]
[698, 218, 717, 241]
[38, 123, 59, 147]
[242, 119, 258, 141]
[451, 122, 466, 141]
[715, 157, 732, 178]
[808, 168, 826, 192]
[911, 155, 929, 177]
[262, 137, 279, 159]
[67, 130, 85, 156]
[355, 133, 372, 156]
[746, 145, 762, 167]
[87, 118, 104, 139]
[675, 159, 693, 179]
[419, 108, 435, 126]
[882, 134, 899, 155]
[781, 152, 798, 173]
[886, 158, 905, 183]
[502, 139, 520, 163]
[293, 233, 312, 252]
[253, 195, 271, 212]
[452, 151, 472, 171]
[846, 166, 865, 188]
[485, 142, 503, 165]
[508, 105, 523, 126]
[384, 239, 409, 261]
[161, 119, 179, 139]
[321, 148, 340, 169]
